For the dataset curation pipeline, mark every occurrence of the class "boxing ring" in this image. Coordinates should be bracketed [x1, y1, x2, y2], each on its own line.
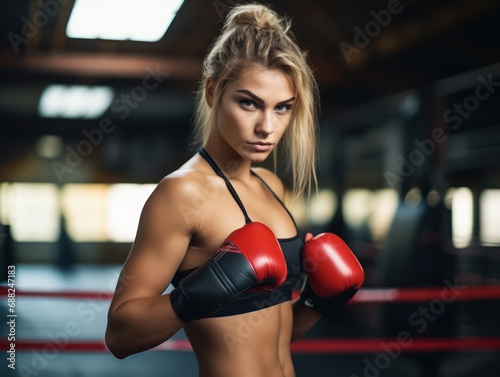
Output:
[2, 284, 500, 354]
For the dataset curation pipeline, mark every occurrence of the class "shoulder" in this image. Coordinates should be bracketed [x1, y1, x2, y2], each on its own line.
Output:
[153, 152, 224, 199]
[145, 168, 217, 227]
[155, 169, 207, 199]
[153, 167, 222, 208]
[252, 167, 286, 201]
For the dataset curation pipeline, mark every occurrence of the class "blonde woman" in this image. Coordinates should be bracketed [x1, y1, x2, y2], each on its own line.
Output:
[105, 4, 363, 376]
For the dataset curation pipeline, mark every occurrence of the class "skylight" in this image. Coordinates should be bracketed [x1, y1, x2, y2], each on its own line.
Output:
[66, 0, 185, 42]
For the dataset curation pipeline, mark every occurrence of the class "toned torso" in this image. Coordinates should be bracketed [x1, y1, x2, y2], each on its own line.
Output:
[175, 154, 297, 376]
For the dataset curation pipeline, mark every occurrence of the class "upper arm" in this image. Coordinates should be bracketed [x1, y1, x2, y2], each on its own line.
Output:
[108, 174, 200, 314]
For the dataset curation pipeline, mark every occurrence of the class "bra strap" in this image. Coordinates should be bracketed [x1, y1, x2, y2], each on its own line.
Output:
[251, 170, 300, 232]
[199, 148, 252, 224]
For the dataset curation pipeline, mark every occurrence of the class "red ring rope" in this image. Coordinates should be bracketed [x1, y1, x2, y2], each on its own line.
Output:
[3, 285, 499, 355]
[2, 285, 500, 304]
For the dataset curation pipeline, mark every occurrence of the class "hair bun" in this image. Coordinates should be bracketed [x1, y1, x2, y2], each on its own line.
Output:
[226, 4, 284, 31]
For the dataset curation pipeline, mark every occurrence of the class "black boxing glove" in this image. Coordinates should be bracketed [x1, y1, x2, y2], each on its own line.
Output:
[170, 222, 287, 322]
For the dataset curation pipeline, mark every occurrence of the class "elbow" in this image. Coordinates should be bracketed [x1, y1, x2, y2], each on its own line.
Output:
[105, 309, 133, 359]
[105, 328, 130, 359]
[111, 351, 129, 360]
[108, 345, 128, 360]
[109, 349, 128, 360]
[290, 330, 302, 344]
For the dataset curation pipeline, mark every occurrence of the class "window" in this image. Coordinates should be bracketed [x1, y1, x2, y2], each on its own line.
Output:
[5, 183, 60, 242]
[480, 189, 500, 246]
[449, 187, 473, 248]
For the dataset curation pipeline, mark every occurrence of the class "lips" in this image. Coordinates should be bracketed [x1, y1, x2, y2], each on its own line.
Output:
[247, 142, 273, 152]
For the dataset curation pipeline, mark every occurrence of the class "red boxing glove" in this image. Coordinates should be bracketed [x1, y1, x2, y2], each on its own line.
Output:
[228, 222, 287, 292]
[170, 222, 287, 322]
[300, 233, 364, 314]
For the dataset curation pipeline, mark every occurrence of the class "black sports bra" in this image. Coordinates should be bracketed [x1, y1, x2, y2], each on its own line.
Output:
[170, 148, 305, 317]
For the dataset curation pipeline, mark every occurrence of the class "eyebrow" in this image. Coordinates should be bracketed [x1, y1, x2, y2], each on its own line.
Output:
[236, 89, 295, 106]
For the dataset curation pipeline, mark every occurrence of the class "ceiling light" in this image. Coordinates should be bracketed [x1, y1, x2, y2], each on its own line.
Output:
[66, 0, 185, 42]
[38, 85, 114, 119]
[36, 135, 64, 158]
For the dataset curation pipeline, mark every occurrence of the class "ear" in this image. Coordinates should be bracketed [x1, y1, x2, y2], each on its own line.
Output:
[205, 78, 214, 108]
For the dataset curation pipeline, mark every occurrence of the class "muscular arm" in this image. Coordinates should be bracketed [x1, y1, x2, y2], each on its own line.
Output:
[105, 295, 181, 358]
[105, 174, 199, 359]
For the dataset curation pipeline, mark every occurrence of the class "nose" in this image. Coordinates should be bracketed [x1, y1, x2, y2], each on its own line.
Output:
[255, 111, 274, 137]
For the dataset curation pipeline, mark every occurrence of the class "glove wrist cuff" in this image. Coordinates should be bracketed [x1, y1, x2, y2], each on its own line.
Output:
[300, 281, 358, 315]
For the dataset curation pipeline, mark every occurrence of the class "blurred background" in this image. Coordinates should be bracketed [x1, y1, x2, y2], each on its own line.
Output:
[1, 0, 499, 376]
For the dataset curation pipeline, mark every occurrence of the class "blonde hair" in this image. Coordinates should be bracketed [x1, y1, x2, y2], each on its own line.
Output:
[192, 3, 319, 202]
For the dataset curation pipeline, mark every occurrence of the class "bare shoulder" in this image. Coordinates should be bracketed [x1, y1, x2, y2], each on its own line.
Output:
[156, 152, 218, 195]
[156, 168, 207, 200]
[152, 168, 214, 226]
[252, 167, 286, 201]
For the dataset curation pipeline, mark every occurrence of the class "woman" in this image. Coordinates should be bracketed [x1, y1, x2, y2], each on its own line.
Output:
[105, 4, 362, 376]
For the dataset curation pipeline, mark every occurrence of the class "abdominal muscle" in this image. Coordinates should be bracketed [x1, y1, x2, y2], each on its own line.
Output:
[183, 301, 295, 377]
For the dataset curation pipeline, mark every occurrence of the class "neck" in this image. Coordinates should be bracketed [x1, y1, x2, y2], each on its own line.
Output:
[204, 134, 252, 184]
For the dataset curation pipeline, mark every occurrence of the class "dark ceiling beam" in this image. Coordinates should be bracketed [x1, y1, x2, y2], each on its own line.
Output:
[282, 0, 351, 86]
[0, 52, 202, 80]
[354, 0, 499, 66]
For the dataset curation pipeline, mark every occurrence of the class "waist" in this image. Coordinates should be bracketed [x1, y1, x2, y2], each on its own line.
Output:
[185, 304, 294, 376]
[198, 355, 292, 377]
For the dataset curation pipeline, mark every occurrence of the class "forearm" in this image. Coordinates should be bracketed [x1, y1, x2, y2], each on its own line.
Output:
[290, 297, 322, 342]
[105, 294, 183, 358]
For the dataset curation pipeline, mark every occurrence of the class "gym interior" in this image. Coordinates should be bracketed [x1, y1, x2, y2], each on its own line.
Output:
[1, 1, 499, 376]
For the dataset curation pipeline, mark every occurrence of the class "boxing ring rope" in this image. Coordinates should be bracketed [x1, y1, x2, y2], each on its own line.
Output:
[2, 285, 500, 354]
[2, 337, 500, 354]
[2, 285, 500, 303]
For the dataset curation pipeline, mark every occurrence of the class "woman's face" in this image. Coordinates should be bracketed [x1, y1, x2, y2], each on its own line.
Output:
[213, 64, 296, 163]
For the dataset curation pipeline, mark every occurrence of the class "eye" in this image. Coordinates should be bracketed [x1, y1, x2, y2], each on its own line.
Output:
[275, 104, 292, 114]
[239, 99, 257, 109]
